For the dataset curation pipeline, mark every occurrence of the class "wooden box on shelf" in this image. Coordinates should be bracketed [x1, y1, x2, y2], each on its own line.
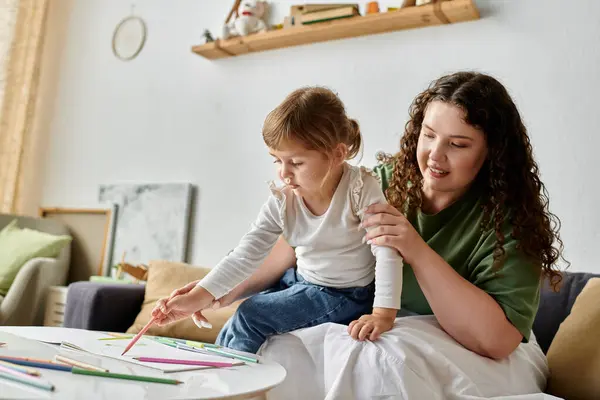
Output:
[192, 0, 479, 60]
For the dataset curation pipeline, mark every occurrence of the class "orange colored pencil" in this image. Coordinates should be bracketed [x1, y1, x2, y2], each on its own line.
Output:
[120, 317, 155, 356]
[121, 291, 178, 356]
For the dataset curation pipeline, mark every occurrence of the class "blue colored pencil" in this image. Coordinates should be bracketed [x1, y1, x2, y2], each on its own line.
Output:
[0, 356, 72, 372]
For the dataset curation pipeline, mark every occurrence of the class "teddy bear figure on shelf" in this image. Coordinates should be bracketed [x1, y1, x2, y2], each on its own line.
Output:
[222, 0, 268, 39]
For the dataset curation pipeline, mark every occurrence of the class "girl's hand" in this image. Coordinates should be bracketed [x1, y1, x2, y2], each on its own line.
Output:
[151, 284, 216, 327]
[348, 309, 396, 341]
[361, 203, 426, 265]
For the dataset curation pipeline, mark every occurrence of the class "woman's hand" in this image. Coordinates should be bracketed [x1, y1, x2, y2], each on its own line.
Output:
[348, 308, 396, 341]
[152, 283, 217, 328]
[361, 203, 427, 265]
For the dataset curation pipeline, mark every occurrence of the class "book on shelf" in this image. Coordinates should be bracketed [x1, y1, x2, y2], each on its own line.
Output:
[299, 6, 360, 25]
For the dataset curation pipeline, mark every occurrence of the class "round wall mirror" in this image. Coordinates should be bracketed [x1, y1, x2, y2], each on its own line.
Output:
[112, 15, 147, 61]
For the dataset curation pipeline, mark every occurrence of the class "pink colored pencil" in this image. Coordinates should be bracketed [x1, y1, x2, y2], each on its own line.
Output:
[133, 357, 238, 368]
[121, 317, 155, 356]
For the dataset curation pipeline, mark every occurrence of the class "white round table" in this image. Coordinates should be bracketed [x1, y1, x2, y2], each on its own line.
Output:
[0, 326, 286, 399]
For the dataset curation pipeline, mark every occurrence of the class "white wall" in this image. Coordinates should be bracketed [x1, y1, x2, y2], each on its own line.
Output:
[38, 0, 600, 273]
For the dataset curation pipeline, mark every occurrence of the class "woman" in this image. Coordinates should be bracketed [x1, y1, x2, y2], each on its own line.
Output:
[197, 72, 565, 398]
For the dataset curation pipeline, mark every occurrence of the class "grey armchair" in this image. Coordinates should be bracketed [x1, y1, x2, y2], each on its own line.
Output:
[0, 214, 71, 326]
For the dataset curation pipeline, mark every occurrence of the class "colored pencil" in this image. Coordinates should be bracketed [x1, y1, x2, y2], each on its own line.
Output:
[175, 343, 214, 355]
[204, 347, 258, 363]
[133, 357, 238, 368]
[98, 336, 133, 341]
[0, 365, 54, 391]
[0, 360, 40, 376]
[154, 338, 178, 349]
[121, 317, 155, 356]
[0, 356, 72, 372]
[184, 340, 220, 349]
[54, 355, 109, 372]
[70, 366, 182, 385]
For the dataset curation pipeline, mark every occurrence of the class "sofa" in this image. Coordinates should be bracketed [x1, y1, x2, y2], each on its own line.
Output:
[0, 214, 71, 326]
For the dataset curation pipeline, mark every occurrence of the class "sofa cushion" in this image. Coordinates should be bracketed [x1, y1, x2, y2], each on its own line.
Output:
[126, 260, 242, 343]
[546, 278, 600, 399]
[533, 271, 600, 354]
[0, 219, 72, 296]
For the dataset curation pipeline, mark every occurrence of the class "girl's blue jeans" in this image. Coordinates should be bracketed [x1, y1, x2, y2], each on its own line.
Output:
[216, 267, 375, 354]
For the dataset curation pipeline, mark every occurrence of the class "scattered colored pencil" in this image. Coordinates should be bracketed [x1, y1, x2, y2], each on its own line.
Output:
[71, 366, 182, 385]
[54, 355, 109, 372]
[154, 338, 178, 349]
[106, 332, 134, 338]
[184, 340, 220, 349]
[175, 343, 214, 355]
[98, 336, 133, 341]
[133, 356, 239, 368]
[0, 360, 40, 376]
[204, 347, 258, 363]
[0, 365, 54, 391]
[0, 356, 72, 372]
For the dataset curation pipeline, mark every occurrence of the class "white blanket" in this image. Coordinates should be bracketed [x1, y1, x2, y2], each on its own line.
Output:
[258, 316, 562, 400]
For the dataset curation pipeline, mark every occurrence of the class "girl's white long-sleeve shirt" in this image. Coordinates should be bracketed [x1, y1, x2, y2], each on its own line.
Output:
[198, 164, 404, 309]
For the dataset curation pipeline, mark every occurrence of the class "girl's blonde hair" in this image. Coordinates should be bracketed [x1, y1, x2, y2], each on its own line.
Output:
[262, 87, 362, 161]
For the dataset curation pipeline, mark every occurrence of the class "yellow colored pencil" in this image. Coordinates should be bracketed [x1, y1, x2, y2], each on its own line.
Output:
[54, 355, 109, 372]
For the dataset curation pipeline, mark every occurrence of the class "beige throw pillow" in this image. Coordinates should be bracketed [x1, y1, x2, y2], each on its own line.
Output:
[546, 278, 600, 399]
[126, 260, 242, 343]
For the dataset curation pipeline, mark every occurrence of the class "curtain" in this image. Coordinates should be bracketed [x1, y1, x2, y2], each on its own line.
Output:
[0, 0, 48, 213]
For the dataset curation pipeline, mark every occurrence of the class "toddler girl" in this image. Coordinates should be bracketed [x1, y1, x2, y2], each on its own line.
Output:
[152, 87, 403, 353]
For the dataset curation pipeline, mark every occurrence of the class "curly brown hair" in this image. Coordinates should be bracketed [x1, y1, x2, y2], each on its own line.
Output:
[386, 71, 565, 289]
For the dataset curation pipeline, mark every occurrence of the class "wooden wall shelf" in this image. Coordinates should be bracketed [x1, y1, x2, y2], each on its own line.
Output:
[192, 0, 479, 60]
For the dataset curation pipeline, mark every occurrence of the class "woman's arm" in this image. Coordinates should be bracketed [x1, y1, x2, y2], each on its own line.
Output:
[362, 204, 522, 360]
[409, 246, 523, 360]
[216, 236, 296, 307]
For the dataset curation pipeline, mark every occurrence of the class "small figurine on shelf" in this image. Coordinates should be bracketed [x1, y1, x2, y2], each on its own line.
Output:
[366, 1, 380, 14]
[203, 29, 215, 43]
[222, 0, 268, 40]
[114, 252, 149, 283]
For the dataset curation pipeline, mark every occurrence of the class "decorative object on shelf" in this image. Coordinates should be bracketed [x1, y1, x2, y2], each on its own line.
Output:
[202, 29, 215, 43]
[222, 0, 268, 39]
[114, 252, 149, 283]
[39, 206, 117, 281]
[366, 1, 380, 14]
[112, 4, 147, 61]
[290, 3, 358, 26]
[98, 183, 193, 277]
[192, 0, 480, 60]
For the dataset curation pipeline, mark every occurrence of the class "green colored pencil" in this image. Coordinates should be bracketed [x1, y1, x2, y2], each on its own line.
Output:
[204, 347, 258, 363]
[71, 367, 182, 385]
